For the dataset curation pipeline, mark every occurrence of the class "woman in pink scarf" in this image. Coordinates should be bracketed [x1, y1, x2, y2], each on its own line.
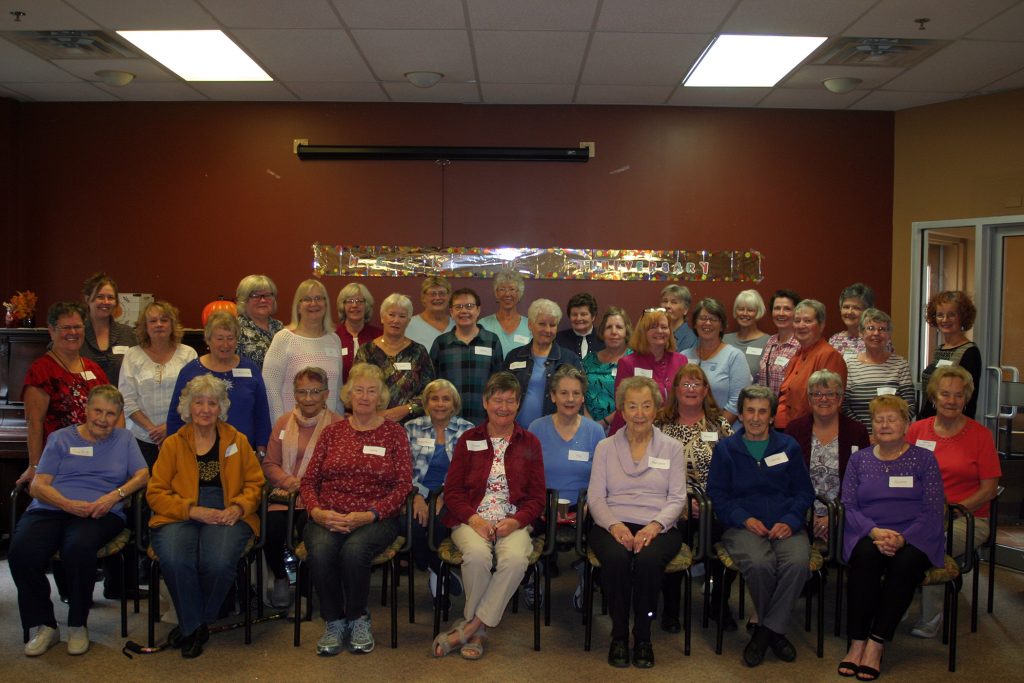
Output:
[262, 367, 344, 607]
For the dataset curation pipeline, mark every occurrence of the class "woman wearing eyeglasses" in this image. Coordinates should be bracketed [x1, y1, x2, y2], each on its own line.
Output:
[842, 309, 916, 432]
[335, 282, 382, 384]
[236, 274, 284, 370]
[479, 271, 531, 359]
[261, 366, 344, 607]
[681, 298, 751, 425]
[263, 279, 343, 422]
[785, 370, 870, 541]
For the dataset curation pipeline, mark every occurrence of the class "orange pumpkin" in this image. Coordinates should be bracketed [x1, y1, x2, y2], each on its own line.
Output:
[202, 296, 237, 326]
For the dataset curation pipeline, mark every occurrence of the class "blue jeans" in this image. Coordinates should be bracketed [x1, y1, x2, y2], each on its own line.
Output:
[9, 509, 124, 629]
[151, 487, 253, 636]
[304, 517, 398, 621]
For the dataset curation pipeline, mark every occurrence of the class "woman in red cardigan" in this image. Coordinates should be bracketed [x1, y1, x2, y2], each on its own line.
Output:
[432, 371, 546, 661]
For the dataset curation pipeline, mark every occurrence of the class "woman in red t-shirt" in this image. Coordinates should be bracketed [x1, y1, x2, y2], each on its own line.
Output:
[906, 365, 1000, 638]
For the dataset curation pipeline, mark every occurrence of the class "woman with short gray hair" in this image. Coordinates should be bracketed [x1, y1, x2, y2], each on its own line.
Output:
[724, 289, 768, 379]
[828, 282, 875, 357]
[842, 309, 916, 430]
[355, 292, 435, 423]
[502, 298, 583, 427]
[775, 300, 847, 429]
[479, 271, 531, 358]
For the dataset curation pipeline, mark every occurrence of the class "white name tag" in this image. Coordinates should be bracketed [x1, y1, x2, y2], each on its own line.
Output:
[876, 386, 897, 396]
[634, 367, 653, 378]
[889, 476, 914, 488]
[774, 356, 790, 367]
[225, 443, 239, 457]
[112, 345, 129, 355]
[467, 440, 488, 451]
[648, 456, 670, 470]
[279, 430, 286, 440]
[746, 346, 762, 356]
[611, 367, 617, 377]
[700, 431, 719, 442]
[514, 335, 529, 344]
[916, 439, 937, 451]
[764, 452, 789, 467]
[232, 368, 253, 377]
[474, 346, 493, 357]
[568, 449, 590, 462]
[936, 359, 953, 367]
[416, 438, 435, 448]
[81, 371, 97, 380]
[852, 445, 860, 455]
[69, 446, 93, 457]
[340, 347, 348, 356]
[509, 361, 527, 370]
[394, 362, 412, 371]
[363, 445, 386, 456]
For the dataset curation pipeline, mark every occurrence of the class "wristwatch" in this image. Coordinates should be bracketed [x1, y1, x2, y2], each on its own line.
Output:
[117, 487, 127, 499]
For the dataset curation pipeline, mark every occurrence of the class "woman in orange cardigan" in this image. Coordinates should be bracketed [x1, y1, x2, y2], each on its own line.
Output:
[147, 375, 265, 659]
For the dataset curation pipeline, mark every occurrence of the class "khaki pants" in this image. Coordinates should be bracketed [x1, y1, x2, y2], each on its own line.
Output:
[452, 524, 532, 628]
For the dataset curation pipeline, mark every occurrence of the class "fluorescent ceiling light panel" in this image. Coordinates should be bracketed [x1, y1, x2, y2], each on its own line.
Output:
[684, 34, 826, 87]
[116, 30, 271, 82]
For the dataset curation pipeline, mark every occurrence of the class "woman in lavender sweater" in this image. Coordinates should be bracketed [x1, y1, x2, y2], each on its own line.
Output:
[587, 376, 686, 670]
[838, 395, 945, 680]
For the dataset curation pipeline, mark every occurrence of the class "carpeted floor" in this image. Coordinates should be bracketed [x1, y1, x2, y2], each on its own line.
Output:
[1, 556, 1021, 682]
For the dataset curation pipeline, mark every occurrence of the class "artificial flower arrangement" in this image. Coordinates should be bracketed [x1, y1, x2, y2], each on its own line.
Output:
[4, 290, 38, 326]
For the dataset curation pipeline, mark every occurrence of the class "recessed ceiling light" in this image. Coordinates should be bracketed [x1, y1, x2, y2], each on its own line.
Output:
[683, 34, 826, 87]
[116, 30, 271, 82]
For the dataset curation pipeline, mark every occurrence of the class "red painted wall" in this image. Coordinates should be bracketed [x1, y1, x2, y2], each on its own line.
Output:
[13, 101, 893, 334]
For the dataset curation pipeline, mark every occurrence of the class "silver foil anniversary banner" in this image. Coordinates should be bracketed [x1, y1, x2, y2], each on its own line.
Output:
[313, 244, 763, 283]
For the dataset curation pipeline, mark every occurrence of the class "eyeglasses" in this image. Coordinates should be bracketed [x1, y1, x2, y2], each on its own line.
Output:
[495, 287, 518, 295]
[248, 292, 275, 301]
[425, 289, 449, 298]
[810, 391, 840, 401]
[300, 295, 326, 304]
[679, 381, 705, 390]
[343, 298, 366, 305]
[56, 324, 85, 332]
[644, 307, 667, 314]
[696, 315, 719, 324]
[452, 302, 477, 311]
[295, 388, 327, 397]
[351, 386, 380, 396]
[863, 325, 889, 334]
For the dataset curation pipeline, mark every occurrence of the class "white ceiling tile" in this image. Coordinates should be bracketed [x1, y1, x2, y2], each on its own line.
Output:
[475, 31, 587, 84]
[782, 64, 903, 90]
[0, 0, 98, 29]
[381, 81, 479, 102]
[51, 58, 176, 81]
[596, 0, 733, 33]
[883, 40, 1024, 92]
[582, 32, 710, 85]
[189, 81, 298, 100]
[978, 67, 1024, 93]
[757, 87, 865, 109]
[233, 29, 373, 81]
[724, 0, 876, 35]
[200, 0, 342, 29]
[575, 84, 673, 104]
[845, 0, 1018, 40]
[480, 83, 574, 104]
[0, 39, 81, 82]
[332, 0, 465, 29]
[94, 81, 208, 100]
[968, 1, 1024, 40]
[467, 0, 598, 31]
[8, 81, 118, 100]
[849, 90, 965, 110]
[669, 86, 770, 107]
[288, 81, 388, 101]
[66, 0, 216, 29]
[353, 29, 474, 82]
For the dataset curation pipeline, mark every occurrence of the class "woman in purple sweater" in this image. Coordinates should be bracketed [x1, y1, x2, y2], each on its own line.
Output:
[838, 395, 945, 680]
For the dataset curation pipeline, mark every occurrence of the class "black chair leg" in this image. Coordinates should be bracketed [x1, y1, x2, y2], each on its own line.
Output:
[148, 560, 160, 648]
[737, 573, 746, 619]
[407, 559, 415, 624]
[583, 564, 594, 651]
[817, 570, 825, 658]
[715, 567, 728, 655]
[380, 563, 388, 607]
[683, 569, 692, 656]
[804, 577, 812, 632]
[834, 565, 844, 638]
[987, 545, 996, 614]
[533, 564, 541, 651]
[243, 560, 252, 645]
[948, 583, 959, 672]
[390, 559, 399, 648]
[971, 550, 979, 633]
[293, 560, 302, 647]
[544, 556, 552, 626]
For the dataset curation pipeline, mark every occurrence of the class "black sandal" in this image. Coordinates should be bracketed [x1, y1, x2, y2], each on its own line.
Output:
[856, 635, 885, 681]
[837, 661, 858, 677]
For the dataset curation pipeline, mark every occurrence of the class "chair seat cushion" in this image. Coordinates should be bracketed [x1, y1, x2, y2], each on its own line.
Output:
[922, 555, 961, 586]
[715, 542, 824, 571]
[439, 535, 545, 566]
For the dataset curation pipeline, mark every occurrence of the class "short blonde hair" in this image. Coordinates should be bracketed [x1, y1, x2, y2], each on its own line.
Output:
[380, 293, 413, 319]
[288, 279, 334, 333]
[340, 363, 390, 410]
[421, 378, 462, 415]
[733, 289, 766, 319]
[177, 375, 231, 423]
[235, 274, 278, 313]
[204, 310, 241, 343]
[869, 395, 910, 423]
[615, 376, 662, 412]
[136, 301, 184, 347]
[337, 282, 374, 323]
[926, 365, 974, 404]
[420, 276, 451, 296]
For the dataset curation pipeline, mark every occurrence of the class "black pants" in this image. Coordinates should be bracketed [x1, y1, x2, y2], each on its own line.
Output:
[264, 509, 306, 580]
[411, 515, 446, 574]
[590, 523, 681, 642]
[847, 535, 932, 641]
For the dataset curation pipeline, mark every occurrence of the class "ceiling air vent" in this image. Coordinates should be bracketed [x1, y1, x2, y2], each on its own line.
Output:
[0, 30, 142, 60]
[812, 37, 949, 68]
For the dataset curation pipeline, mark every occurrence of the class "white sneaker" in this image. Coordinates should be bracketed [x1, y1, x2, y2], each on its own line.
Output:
[24, 625, 60, 657]
[67, 626, 90, 655]
[911, 612, 942, 638]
